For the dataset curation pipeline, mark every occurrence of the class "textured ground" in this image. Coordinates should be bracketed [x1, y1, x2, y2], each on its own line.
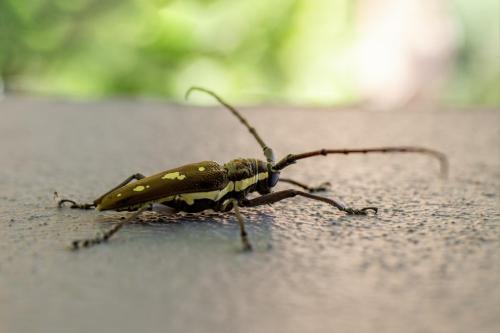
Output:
[1, 98, 499, 333]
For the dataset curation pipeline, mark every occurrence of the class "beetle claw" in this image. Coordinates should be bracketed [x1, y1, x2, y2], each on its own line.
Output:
[345, 206, 378, 215]
[58, 199, 77, 208]
[58, 199, 94, 210]
[71, 240, 80, 250]
[241, 243, 253, 252]
[361, 207, 378, 214]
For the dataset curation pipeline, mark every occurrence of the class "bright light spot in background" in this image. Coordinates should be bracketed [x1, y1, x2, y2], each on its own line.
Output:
[0, 0, 497, 106]
[355, 0, 458, 109]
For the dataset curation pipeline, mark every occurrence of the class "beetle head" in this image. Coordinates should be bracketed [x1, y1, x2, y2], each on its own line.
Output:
[267, 166, 280, 188]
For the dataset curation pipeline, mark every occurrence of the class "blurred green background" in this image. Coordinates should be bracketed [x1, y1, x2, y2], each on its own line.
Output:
[0, 0, 498, 107]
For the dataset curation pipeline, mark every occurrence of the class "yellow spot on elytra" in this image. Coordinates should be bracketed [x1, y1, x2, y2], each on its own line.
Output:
[117, 193, 122, 197]
[146, 185, 150, 188]
[133, 185, 146, 192]
[162, 172, 186, 180]
[198, 166, 206, 172]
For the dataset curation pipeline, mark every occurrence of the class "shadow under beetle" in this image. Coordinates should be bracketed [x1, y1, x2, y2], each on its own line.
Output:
[58, 87, 448, 251]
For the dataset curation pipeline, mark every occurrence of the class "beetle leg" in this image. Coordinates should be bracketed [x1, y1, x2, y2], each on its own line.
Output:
[227, 200, 253, 252]
[55, 192, 94, 209]
[240, 189, 378, 215]
[279, 178, 331, 193]
[71, 204, 150, 250]
[57, 199, 95, 209]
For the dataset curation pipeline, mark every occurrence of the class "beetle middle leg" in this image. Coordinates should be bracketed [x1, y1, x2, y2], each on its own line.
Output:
[279, 178, 331, 193]
[57, 173, 146, 210]
[221, 199, 253, 251]
[71, 204, 150, 250]
[241, 189, 377, 215]
[233, 201, 253, 252]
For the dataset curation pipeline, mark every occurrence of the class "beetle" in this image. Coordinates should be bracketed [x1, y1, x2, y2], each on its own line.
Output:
[58, 87, 448, 251]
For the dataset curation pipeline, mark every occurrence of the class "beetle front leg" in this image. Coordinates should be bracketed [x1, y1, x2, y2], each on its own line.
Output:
[279, 178, 331, 193]
[240, 189, 377, 215]
[57, 173, 146, 210]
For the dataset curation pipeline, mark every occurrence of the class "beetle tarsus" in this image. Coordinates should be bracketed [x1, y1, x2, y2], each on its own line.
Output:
[308, 181, 331, 193]
[344, 206, 378, 215]
[279, 178, 331, 193]
[242, 241, 253, 252]
[240, 230, 253, 252]
[232, 200, 254, 252]
[71, 235, 107, 250]
[58, 199, 94, 210]
[346, 207, 378, 215]
[72, 203, 94, 210]
[69, 205, 148, 250]
[362, 207, 378, 214]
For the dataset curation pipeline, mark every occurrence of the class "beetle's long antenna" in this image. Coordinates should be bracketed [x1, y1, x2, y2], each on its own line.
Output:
[274, 147, 449, 178]
[185, 87, 275, 165]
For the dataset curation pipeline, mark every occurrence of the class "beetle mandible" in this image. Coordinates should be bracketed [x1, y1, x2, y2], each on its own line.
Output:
[57, 87, 448, 251]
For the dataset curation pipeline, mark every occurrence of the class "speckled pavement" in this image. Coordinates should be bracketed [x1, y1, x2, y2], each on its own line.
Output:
[1, 98, 499, 333]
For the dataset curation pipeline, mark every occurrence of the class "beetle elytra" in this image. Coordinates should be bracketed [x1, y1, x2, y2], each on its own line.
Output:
[58, 87, 448, 251]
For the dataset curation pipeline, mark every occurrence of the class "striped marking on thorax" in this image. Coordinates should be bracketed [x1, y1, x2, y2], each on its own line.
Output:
[234, 172, 268, 192]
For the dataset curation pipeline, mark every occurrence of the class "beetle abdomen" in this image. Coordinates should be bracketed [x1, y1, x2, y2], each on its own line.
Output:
[96, 161, 228, 211]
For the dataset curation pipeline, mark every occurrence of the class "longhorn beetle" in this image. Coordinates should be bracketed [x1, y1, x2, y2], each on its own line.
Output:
[58, 87, 448, 251]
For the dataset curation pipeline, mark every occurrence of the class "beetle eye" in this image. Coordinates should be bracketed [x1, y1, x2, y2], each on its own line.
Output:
[268, 171, 280, 187]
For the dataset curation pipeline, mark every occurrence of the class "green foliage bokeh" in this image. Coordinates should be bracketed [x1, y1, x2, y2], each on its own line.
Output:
[0, 0, 498, 105]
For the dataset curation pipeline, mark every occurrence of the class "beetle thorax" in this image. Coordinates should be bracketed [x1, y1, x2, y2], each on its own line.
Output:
[224, 158, 270, 194]
[224, 159, 258, 180]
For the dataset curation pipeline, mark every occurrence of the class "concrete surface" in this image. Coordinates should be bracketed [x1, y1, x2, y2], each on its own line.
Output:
[0, 98, 499, 333]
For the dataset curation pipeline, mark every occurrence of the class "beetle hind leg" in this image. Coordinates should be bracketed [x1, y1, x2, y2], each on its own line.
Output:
[55, 192, 95, 210]
[71, 205, 149, 250]
[58, 199, 95, 210]
[56, 173, 146, 210]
